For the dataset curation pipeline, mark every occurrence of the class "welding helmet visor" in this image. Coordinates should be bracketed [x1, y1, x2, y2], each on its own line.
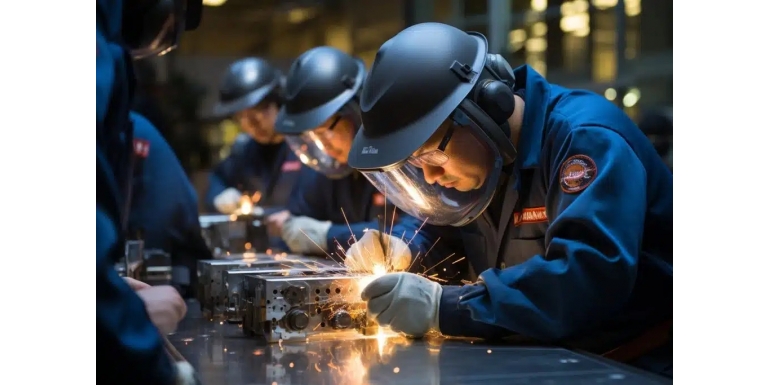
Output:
[356, 107, 503, 227]
[283, 102, 359, 179]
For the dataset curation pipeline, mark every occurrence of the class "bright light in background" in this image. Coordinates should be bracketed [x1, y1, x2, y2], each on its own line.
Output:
[605, 88, 617, 101]
[531, 0, 548, 12]
[203, 0, 227, 6]
[623, 88, 641, 107]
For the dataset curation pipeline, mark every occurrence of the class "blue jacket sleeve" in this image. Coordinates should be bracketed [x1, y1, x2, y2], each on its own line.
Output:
[204, 157, 237, 211]
[439, 125, 647, 341]
[285, 168, 375, 252]
[97, 208, 176, 385]
[286, 167, 325, 219]
[391, 215, 469, 282]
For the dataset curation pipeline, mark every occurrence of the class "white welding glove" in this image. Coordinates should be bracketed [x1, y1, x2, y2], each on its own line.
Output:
[213, 188, 242, 214]
[282, 216, 333, 254]
[361, 272, 442, 337]
[345, 230, 412, 273]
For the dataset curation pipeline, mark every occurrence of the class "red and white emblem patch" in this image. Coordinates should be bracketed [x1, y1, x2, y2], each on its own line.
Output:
[133, 139, 150, 158]
[559, 155, 597, 193]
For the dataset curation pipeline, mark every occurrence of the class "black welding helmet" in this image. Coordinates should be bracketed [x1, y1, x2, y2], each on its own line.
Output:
[275, 46, 366, 179]
[123, 0, 203, 59]
[348, 23, 519, 227]
[213, 58, 284, 117]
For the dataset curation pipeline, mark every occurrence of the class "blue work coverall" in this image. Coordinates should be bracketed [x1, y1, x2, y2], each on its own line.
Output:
[204, 133, 302, 216]
[97, 1, 177, 383]
[129, 112, 212, 295]
[289, 167, 465, 280]
[400, 66, 673, 374]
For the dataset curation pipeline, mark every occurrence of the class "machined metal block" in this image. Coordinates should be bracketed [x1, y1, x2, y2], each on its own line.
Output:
[242, 273, 378, 342]
[222, 266, 349, 322]
[197, 254, 334, 316]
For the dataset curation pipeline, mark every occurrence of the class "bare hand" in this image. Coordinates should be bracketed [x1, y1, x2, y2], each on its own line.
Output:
[135, 286, 187, 335]
[123, 277, 151, 291]
[266, 210, 291, 237]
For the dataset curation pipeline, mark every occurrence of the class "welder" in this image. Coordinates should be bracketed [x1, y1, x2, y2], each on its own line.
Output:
[97, 0, 203, 383]
[344, 23, 673, 377]
[205, 57, 302, 223]
[637, 107, 673, 170]
[128, 111, 212, 298]
[272, 46, 462, 277]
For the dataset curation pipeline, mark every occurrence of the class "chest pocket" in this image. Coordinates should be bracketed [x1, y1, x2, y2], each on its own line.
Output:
[500, 169, 549, 268]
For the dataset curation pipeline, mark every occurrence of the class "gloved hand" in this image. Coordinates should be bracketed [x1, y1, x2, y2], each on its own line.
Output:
[345, 230, 412, 272]
[361, 272, 442, 337]
[213, 187, 242, 214]
[266, 210, 291, 237]
[281, 216, 333, 254]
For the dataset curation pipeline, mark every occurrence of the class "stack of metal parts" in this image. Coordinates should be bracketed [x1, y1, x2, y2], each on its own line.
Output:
[197, 253, 382, 343]
[222, 265, 348, 323]
[115, 240, 173, 285]
[197, 253, 335, 318]
[199, 213, 269, 257]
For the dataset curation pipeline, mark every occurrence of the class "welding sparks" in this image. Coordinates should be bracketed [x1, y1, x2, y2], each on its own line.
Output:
[355, 263, 388, 297]
[238, 194, 253, 215]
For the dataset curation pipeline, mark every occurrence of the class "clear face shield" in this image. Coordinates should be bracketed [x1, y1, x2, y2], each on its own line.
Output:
[360, 109, 504, 227]
[128, 0, 185, 60]
[285, 114, 355, 179]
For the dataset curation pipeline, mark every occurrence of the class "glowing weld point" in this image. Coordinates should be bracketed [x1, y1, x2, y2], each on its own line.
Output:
[393, 367, 400, 373]
[487, 349, 492, 354]
[377, 328, 388, 357]
[356, 264, 389, 296]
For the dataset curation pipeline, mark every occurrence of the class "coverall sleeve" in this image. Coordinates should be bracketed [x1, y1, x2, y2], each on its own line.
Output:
[438, 124, 647, 341]
[96, 208, 176, 385]
[285, 168, 378, 252]
[286, 167, 327, 219]
[204, 157, 238, 211]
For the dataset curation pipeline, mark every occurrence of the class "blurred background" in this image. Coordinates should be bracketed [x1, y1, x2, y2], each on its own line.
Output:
[132, 0, 672, 209]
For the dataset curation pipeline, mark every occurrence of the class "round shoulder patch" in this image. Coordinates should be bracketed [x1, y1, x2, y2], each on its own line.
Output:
[559, 155, 597, 193]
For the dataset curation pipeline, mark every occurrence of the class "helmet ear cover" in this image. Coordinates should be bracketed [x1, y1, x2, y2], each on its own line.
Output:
[451, 52, 518, 165]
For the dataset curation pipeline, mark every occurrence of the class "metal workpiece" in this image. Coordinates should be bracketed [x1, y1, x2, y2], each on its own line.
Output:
[115, 241, 173, 285]
[199, 212, 269, 256]
[197, 254, 335, 317]
[242, 273, 379, 342]
[170, 303, 672, 385]
[222, 266, 349, 322]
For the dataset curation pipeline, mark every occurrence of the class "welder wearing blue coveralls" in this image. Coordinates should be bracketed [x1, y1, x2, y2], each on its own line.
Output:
[344, 23, 673, 377]
[129, 112, 212, 298]
[97, 0, 203, 383]
[272, 46, 464, 280]
[205, 58, 302, 222]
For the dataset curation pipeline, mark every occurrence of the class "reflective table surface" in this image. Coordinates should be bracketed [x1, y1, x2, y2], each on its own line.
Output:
[170, 301, 671, 385]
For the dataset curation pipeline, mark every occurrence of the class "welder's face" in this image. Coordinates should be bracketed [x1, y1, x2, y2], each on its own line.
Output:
[311, 115, 355, 164]
[410, 120, 491, 192]
[235, 102, 281, 144]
